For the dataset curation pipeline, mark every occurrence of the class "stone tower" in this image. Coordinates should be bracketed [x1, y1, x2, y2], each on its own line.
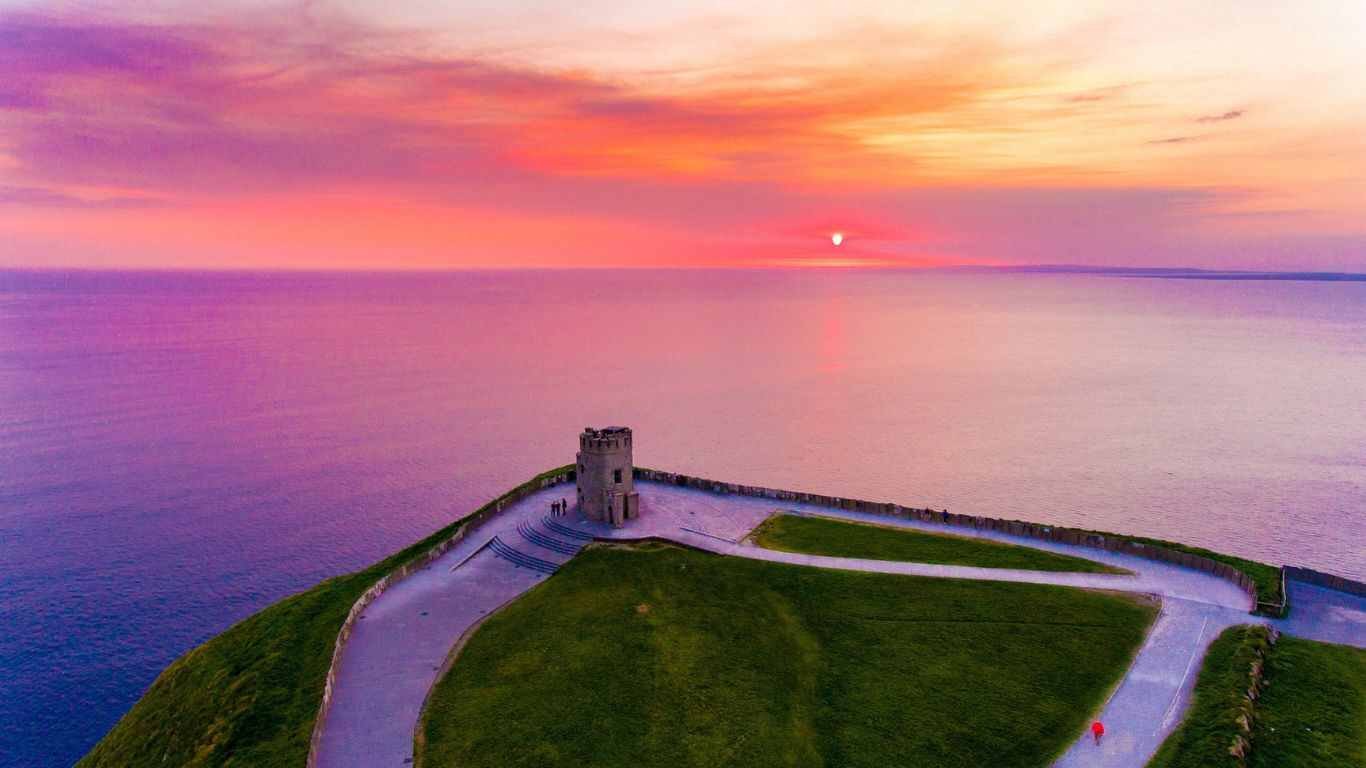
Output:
[576, 426, 639, 527]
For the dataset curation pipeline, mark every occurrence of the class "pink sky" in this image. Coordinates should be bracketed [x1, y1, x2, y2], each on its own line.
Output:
[1, 1, 1364, 269]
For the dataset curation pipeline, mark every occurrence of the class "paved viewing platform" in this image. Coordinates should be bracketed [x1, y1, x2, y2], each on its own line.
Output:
[314, 479, 1365, 768]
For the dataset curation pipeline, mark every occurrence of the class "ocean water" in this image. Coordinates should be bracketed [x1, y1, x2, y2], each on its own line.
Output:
[1, 268, 1363, 767]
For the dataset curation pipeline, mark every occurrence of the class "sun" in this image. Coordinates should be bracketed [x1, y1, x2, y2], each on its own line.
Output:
[831, 232, 844, 246]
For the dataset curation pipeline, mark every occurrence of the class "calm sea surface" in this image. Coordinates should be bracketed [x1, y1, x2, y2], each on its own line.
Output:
[2, 269, 1364, 766]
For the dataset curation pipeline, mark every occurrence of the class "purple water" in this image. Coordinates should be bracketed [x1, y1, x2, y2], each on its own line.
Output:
[2, 268, 1364, 767]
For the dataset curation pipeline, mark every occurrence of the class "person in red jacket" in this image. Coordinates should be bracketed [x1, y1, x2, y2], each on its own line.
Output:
[1092, 721, 1105, 744]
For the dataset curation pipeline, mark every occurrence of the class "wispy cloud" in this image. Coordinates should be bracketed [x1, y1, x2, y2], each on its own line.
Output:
[1197, 109, 1245, 123]
[0, 8, 1057, 234]
[0, 9, 1096, 202]
[0, 12, 215, 77]
[1063, 84, 1133, 103]
[0, 185, 162, 209]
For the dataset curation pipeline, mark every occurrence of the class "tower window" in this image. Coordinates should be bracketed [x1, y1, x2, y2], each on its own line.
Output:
[613, 469, 622, 483]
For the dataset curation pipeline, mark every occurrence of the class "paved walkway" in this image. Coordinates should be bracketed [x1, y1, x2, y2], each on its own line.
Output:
[1274, 580, 1366, 648]
[315, 480, 1364, 768]
[1052, 598, 1249, 767]
[315, 487, 578, 768]
[595, 484, 1254, 610]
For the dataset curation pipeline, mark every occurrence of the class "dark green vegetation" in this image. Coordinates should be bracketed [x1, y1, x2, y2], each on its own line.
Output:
[1147, 626, 1275, 768]
[77, 566, 368, 768]
[753, 513, 1122, 573]
[1249, 636, 1365, 768]
[1148, 627, 1365, 768]
[419, 543, 1156, 768]
[77, 466, 573, 768]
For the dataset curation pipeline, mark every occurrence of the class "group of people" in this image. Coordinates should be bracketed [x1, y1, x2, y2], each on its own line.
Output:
[550, 498, 570, 517]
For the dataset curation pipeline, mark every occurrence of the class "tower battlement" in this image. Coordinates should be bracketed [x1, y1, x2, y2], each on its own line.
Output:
[576, 426, 639, 527]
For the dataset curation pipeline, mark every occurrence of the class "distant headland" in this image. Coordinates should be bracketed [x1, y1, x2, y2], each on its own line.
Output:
[967, 264, 1366, 282]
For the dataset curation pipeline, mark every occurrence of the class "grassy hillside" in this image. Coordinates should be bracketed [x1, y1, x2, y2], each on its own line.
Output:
[76, 467, 572, 768]
[1249, 636, 1365, 768]
[753, 513, 1122, 572]
[1147, 627, 1364, 768]
[419, 543, 1156, 768]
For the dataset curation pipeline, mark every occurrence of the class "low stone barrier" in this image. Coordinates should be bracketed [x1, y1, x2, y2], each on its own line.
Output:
[305, 468, 573, 768]
[1226, 626, 1278, 765]
[1257, 569, 1288, 618]
[635, 467, 1263, 612]
[1284, 565, 1366, 597]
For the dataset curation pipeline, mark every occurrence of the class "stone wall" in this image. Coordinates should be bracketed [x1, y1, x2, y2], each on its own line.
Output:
[305, 468, 574, 768]
[634, 467, 1264, 612]
[1226, 626, 1279, 766]
[1284, 565, 1366, 597]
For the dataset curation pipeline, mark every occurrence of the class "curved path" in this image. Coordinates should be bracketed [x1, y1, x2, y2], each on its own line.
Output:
[314, 492, 577, 768]
[314, 480, 1364, 768]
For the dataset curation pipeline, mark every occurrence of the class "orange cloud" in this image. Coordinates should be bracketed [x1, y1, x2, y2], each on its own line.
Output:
[1, 6, 1363, 269]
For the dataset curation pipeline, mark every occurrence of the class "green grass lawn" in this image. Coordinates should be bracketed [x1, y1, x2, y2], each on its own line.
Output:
[76, 467, 573, 768]
[419, 543, 1156, 768]
[1147, 627, 1365, 768]
[752, 513, 1122, 573]
[1249, 636, 1365, 768]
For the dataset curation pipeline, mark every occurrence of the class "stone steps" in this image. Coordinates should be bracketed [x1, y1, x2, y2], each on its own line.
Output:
[488, 536, 559, 574]
[542, 517, 597, 542]
[517, 519, 581, 556]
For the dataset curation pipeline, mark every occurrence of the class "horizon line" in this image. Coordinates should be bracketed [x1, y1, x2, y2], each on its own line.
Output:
[4, 263, 1366, 282]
